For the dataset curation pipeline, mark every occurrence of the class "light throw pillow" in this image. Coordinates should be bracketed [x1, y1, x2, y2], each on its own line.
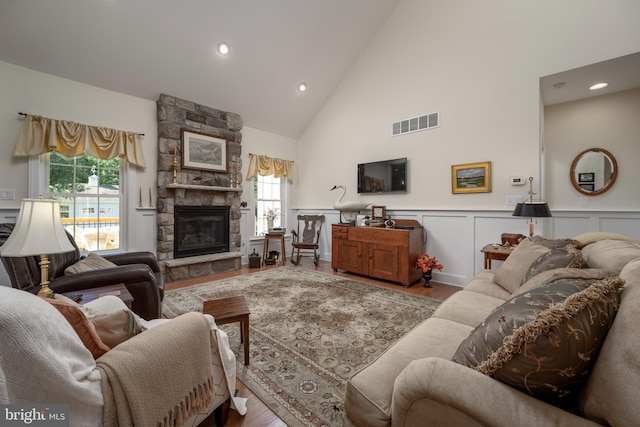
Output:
[572, 232, 640, 249]
[64, 252, 117, 275]
[493, 237, 575, 293]
[46, 299, 110, 358]
[88, 309, 147, 348]
[453, 276, 624, 403]
[581, 239, 640, 274]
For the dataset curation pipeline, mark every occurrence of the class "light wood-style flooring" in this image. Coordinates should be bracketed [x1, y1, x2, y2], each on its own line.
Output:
[165, 259, 460, 427]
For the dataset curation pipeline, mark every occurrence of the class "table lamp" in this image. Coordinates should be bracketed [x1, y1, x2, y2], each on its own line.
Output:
[512, 177, 552, 237]
[0, 198, 75, 298]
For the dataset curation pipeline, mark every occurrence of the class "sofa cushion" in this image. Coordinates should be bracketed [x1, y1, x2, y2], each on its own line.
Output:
[493, 237, 580, 294]
[573, 231, 640, 249]
[344, 317, 473, 427]
[452, 276, 623, 403]
[513, 268, 615, 297]
[64, 252, 117, 275]
[463, 270, 511, 300]
[579, 259, 640, 426]
[433, 291, 505, 327]
[581, 239, 640, 274]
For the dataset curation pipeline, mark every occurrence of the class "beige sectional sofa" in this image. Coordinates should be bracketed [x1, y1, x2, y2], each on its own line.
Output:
[343, 233, 640, 426]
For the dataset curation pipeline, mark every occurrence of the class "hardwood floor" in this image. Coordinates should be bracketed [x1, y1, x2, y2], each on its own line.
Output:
[166, 259, 461, 427]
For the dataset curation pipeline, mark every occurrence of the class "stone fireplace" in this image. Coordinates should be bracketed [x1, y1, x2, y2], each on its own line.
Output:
[156, 94, 243, 282]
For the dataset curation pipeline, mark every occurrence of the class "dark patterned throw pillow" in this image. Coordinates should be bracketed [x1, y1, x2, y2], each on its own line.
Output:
[452, 276, 624, 402]
[520, 247, 586, 285]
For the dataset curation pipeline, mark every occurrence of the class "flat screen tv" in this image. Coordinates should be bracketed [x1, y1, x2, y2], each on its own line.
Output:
[357, 157, 407, 194]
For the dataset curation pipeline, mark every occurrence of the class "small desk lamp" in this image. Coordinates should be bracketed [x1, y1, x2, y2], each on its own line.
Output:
[0, 198, 75, 298]
[512, 177, 552, 237]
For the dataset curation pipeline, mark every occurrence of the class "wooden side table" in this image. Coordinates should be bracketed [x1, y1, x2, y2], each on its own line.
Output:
[62, 283, 134, 309]
[481, 244, 514, 269]
[263, 232, 286, 265]
[203, 296, 251, 365]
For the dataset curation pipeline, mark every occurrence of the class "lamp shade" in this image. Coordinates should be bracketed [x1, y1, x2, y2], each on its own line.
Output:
[0, 199, 75, 256]
[512, 202, 552, 218]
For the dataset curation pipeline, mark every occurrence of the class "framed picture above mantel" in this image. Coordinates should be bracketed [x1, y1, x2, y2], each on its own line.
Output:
[181, 129, 228, 172]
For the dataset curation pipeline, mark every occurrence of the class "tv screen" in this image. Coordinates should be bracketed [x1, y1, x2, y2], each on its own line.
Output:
[357, 157, 407, 194]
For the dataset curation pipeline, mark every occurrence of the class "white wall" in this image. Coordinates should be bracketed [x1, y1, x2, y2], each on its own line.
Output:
[545, 88, 640, 211]
[295, 0, 640, 211]
[0, 60, 158, 252]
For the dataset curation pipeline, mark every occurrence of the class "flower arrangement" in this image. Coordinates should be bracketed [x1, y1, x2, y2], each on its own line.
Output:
[416, 253, 443, 273]
[265, 207, 280, 221]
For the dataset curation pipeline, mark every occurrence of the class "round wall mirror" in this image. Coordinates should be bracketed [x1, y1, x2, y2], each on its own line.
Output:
[569, 148, 618, 196]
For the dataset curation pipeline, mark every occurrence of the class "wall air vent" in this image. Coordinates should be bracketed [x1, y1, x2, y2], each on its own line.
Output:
[392, 112, 440, 136]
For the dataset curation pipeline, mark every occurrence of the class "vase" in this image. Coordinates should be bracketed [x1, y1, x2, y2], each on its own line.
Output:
[267, 219, 274, 230]
[422, 270, 432, 288]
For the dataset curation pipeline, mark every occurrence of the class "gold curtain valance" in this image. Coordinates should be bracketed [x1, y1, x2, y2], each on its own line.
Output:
[14, 114, 146, 167]
[246, 154, 293, 182]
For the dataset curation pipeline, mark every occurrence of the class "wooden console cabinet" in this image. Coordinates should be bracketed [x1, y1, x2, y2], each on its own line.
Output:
[332, 220, 424, 286]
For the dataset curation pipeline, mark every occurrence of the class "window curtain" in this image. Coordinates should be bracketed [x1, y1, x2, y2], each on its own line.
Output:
[13, 114, 146, 167]
[246, 154, 293, 182]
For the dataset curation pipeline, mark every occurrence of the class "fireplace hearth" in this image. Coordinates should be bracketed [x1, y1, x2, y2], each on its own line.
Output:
[174, 206, 230, 259]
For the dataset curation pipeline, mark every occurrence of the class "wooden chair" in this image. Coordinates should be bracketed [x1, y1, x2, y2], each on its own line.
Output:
[290, 215, 324, 266]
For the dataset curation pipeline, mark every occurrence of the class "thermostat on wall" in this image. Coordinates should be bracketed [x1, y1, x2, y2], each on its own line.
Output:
[510, 176, 526, 186]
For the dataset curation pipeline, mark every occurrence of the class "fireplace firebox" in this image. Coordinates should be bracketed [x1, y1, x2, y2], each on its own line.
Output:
[174, 206, 230, 259]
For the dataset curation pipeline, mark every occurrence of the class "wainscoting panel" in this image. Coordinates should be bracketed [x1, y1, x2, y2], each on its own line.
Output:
[288, 208, 640, 289]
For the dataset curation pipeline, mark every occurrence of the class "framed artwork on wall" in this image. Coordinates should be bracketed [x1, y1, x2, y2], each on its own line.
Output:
[578, 172, 595, 183]
[181, 129, 228, 172]
[451, 161, 492, 194]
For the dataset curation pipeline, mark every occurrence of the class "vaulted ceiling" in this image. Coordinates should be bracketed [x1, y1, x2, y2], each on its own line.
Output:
[0, 0, 401, 138]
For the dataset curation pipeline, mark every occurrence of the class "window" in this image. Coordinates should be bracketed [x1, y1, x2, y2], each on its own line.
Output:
[47, 152, 122, 252]
[254, 174, 285, 236]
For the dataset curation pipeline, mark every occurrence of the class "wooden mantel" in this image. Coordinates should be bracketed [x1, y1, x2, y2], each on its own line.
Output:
[166, 183, 242, 192]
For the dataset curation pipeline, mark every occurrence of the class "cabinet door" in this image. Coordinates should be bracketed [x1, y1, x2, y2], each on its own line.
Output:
[337, 239, 364, 274]
[368, 243, 398, 281]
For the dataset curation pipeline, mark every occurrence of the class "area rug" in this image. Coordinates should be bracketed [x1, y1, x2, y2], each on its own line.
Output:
[162, 266, 440, 427]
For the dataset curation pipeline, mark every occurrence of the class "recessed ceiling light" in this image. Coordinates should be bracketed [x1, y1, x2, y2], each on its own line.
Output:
[589, 82, 608, 90]
[217, 43, 230, 55]
[298, 82, 307, 92]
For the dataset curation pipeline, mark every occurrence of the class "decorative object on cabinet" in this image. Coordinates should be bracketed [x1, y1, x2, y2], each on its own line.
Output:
[330, 185, 371, 224]
[356, 215, 369, 227]
[181, 129, 228, 172]
[451, 161, 491, 194]
[371, 205, 386, 221]
[332, 219, 424, 286]
[512, 177, 552, 237]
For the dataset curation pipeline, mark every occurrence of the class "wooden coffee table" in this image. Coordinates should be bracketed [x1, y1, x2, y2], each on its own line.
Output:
[202, 296, 251, 365]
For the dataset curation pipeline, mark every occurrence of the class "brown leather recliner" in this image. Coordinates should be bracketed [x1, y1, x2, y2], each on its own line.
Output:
[0, 223, 164, 320]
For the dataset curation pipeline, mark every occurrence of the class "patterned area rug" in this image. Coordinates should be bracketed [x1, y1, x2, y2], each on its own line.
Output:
[162, 266, 440, 427]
